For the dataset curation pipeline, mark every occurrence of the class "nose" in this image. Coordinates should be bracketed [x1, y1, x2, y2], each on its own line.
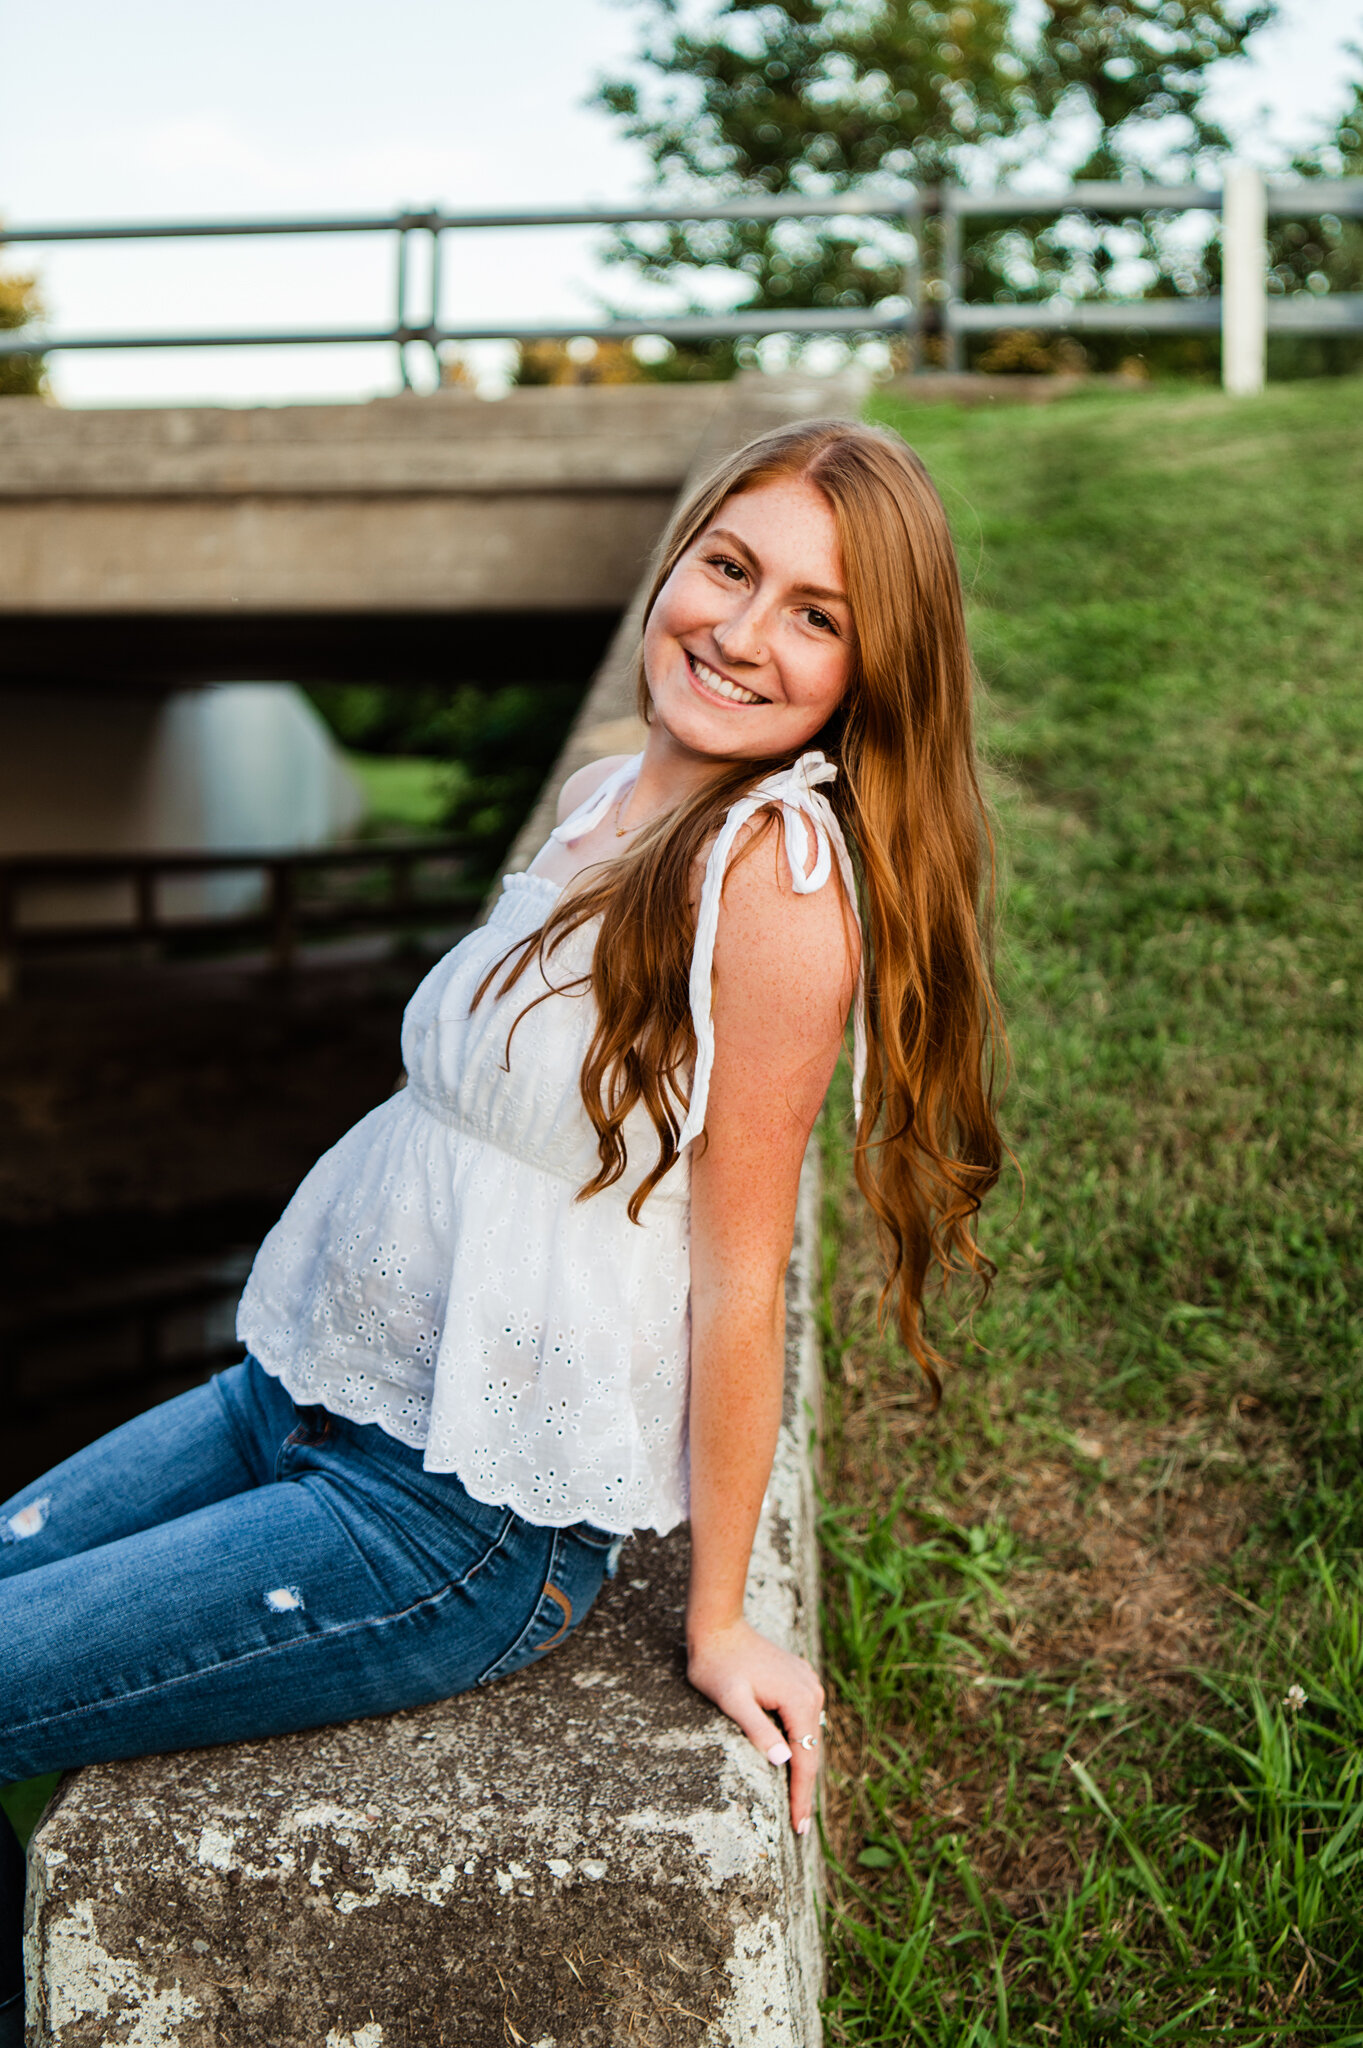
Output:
[712, 596, 769, 667]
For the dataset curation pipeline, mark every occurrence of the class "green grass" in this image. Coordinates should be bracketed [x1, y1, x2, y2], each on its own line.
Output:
[817, 378, 1363, 2044]
[0, 1773, 58, 1848]
[346, 750, 463, 834]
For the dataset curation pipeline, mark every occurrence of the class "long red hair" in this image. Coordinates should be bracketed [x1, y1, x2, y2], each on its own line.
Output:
[479, 418, 1005, 1394]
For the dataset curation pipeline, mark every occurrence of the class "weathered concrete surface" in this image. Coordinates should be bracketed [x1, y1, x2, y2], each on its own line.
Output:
[0, 372, 862, 683]
[26, 1155, 826, 2048]
[0, 386, 730, 497]
[0, 385, 730, 617]
[0, 491, 678, 615]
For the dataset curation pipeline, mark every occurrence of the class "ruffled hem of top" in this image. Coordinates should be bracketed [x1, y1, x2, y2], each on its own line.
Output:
[247, 1347, 683, 1536]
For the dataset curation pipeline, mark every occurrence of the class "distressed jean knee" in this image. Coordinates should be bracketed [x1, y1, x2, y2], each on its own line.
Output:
[1, 1498, 51, 1545]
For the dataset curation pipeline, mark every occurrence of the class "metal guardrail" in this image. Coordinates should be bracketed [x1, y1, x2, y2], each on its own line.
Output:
[2, 173, 1361, 391]
[0, 836, 483, 994]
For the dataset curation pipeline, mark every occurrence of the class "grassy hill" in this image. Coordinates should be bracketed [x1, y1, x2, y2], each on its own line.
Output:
[819, 379, 1363, 2044]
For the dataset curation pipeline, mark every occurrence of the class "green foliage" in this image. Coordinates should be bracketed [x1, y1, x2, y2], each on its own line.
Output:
[1263, 63, 1363, 380]
[595, 0, 1015, 327]
[594, 2, 1271, 340]
[345, 753, 460, 835]
[0, 1773, 59, 1848]
[818, 377, 1363, 2038]
[307, 682, 582, 875]
[510, 333, 745, 385]
[0, 242, 46, 398]
[597, 0, 1019, 190]
[437, 683, 582, 871]
[1024, 2, 1274, 181]
[306, 683, 465, 758]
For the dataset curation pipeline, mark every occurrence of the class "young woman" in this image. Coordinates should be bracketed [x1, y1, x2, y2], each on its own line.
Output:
[0, 417, 1003, 2028]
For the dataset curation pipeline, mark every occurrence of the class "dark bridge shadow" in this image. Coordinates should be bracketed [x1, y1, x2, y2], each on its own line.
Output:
[1, 608, 619, 691]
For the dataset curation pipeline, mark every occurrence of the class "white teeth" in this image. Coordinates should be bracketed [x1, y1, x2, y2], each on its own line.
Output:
[689, 653, 765, 705]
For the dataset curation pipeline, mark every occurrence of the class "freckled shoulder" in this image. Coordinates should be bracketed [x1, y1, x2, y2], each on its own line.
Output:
[712, 811, 860, 1014]
[555, 755, 633, 827]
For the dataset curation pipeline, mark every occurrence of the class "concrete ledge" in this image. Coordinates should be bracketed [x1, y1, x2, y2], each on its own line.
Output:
[25, 1154, 826, 2047]
[0, 386, 732, 497]
[0, 375, 858, 617]
[0, 492, 678, 614]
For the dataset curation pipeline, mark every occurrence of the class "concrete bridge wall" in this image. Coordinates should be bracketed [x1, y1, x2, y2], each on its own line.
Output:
[0, 385, 732, 646]
[0, 381, 735, 865]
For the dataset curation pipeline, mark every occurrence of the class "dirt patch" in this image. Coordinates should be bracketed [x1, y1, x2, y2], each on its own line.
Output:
[820, 1239, 1299, 1917]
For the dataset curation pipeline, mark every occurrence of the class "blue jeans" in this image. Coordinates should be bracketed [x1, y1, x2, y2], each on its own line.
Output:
[0, 1355, 623, 2007]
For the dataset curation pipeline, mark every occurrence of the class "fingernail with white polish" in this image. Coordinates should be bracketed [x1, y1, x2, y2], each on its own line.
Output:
[768, 1741, 792, 1766]
[797, 1817, 811, 1837]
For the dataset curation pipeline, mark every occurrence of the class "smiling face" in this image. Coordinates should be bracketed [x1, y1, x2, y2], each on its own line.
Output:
[641, 473, 855, 765]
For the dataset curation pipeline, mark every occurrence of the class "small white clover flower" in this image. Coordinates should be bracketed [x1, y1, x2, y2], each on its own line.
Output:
[1283, 1684, 1308, 1714]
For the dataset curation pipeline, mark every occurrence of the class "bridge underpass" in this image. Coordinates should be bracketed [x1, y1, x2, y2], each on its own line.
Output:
[0, 609, 619, 692]
[0, 381, 730, 688]
[0, 380, 736, 947]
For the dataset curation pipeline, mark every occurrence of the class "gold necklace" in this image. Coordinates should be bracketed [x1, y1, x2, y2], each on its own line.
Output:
[614, 790, 633, 837]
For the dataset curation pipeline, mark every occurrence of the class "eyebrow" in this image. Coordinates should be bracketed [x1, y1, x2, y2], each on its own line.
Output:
[705, 526, 848, 608]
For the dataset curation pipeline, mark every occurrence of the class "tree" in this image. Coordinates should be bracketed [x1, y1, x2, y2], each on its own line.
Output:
[593, 1, 1274, 358]
[1023, 2, 1274, 181]
[0, 238, 46, 398]
[1265, 52, 1363, 377]
[306, 680, 583, 876]
[594, 0, 1019, 328]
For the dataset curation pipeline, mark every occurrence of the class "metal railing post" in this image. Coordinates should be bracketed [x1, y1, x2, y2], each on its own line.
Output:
[133, 867, 157, 933]
[133, 864, 158, 967]
[428, 218, 444, 382]
[901, 195, 921, 373]
[1222, 163, 1267, 396]
[268, 862, 295, 975]
[941, 194, 964, 374]
[391, 850, 414, 924]
[394, 221, 413, 391]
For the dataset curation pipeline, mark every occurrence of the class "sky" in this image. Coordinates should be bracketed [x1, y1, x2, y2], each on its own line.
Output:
[3, 0, 1360, 408]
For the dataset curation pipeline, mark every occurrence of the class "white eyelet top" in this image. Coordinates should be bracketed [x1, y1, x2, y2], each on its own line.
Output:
[237, 750, 865, 1535]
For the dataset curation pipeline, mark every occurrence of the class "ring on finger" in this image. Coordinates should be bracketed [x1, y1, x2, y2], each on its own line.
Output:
[798, 1733, 819, 1751]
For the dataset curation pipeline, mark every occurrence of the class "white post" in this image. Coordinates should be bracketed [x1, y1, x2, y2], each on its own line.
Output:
[1222, 161, 1267, 396]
